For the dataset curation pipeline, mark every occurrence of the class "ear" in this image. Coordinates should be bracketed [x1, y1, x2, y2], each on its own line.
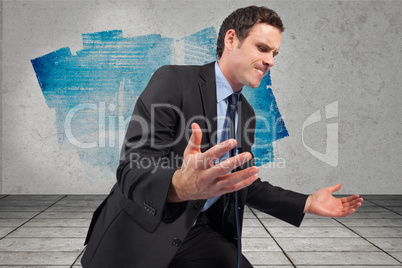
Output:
[224, 29, 238, 52]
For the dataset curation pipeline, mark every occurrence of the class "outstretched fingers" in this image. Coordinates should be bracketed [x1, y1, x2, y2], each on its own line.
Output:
[223, 174, 259, 193]
[215, 166, 259, 189]
[328, 183, 342, 193]
[202, 139, 238, 166]
[183, 123, 203, 157]
[336, 195, 363, 217]
[342, 194, 362, 202]
[203, 152, 253, 179]
[342, 195, 363, 207]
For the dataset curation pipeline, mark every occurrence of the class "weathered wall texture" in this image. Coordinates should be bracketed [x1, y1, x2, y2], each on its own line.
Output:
[1, 1, 401, 194]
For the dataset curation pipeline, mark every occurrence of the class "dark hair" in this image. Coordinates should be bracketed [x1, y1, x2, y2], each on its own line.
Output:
[216, 6, 284, 59]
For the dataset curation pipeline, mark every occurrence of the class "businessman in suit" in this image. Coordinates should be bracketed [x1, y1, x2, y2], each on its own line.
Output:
[82, 6, 363, 268]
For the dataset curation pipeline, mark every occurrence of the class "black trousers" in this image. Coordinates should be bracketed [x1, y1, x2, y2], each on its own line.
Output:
[169, 213, 253, 268]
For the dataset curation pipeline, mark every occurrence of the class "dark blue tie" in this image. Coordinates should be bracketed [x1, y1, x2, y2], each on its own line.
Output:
[220, 93, 238, 160]
[203, 93, 239, 211]
[224, 94, 242, 268]
[204, 93, 242, 268]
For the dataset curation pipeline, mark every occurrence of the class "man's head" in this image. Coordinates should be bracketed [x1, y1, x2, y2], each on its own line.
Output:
[216, 6, 284, 59]
[217, 6, 284, 91]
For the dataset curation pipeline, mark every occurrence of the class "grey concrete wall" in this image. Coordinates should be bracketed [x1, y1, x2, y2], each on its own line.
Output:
[0, 0, 3, 194]
[1, 0, 401, 194]
[261, 0, 402, 194]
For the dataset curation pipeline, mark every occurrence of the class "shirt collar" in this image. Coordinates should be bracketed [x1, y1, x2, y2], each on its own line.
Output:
[215, 61, 242, 103]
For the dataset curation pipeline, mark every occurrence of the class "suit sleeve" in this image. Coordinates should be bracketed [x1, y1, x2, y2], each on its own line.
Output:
[246, 179, 308, 227]
[241, 98, 308, 227]
[116, 65, 186, 232]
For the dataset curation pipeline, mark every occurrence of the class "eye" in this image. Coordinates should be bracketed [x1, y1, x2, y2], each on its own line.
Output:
[257, 45, 266, 52]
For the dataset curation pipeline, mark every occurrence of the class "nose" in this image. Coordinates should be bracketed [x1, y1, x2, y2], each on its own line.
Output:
[263, 53, 274, 68]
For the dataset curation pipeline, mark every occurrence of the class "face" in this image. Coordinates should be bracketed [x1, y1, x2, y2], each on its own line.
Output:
[220, 23, 282, 91]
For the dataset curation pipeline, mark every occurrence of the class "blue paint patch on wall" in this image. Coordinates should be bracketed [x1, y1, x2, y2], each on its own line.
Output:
[31, 27, 288, 184]
[32, 30, 175, 183]
[180, 27, 218, 64]
[242, 73, 289, 164]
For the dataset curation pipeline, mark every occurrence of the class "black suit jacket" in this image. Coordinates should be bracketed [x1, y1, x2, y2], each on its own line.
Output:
[81, 62, 308, 268]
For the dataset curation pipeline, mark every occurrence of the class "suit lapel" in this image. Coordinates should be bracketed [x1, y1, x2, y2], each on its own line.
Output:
[198, 62, 253, 154]
[198, 62, 218, 146]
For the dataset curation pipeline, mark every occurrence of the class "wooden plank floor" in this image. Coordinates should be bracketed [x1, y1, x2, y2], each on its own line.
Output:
[0, 194, 401, 267]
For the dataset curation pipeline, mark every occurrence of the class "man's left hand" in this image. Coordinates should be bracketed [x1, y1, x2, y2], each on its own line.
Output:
[304, 183, 363, 217]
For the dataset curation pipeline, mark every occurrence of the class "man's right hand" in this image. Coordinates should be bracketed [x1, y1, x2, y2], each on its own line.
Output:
[167, 123, 259, 202]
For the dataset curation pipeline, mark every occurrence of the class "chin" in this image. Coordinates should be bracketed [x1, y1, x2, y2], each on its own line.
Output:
[243, 76, 263, 89]
[247, 81, 262, 89]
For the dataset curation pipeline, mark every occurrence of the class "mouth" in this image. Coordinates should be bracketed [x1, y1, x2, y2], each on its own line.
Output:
[256, 68, 265, 77]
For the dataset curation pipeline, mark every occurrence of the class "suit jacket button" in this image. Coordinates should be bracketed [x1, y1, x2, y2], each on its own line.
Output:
[194, 201, 203, 210]
[172, 238, 182, 247]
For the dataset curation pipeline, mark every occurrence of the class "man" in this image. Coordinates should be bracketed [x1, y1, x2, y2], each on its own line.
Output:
[82, 6, 363, 268]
